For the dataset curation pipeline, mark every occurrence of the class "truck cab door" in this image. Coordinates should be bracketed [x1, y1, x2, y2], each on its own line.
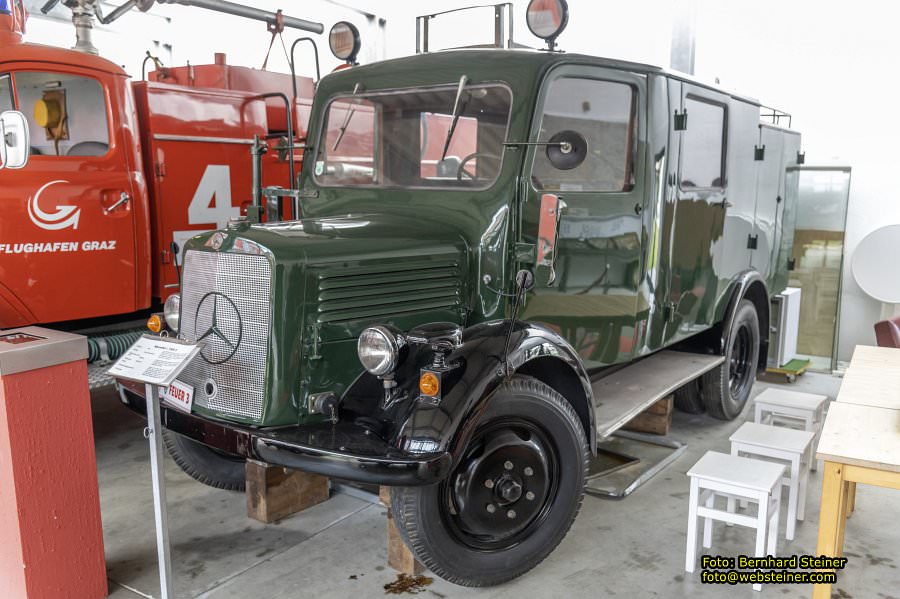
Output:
[0, 68, 141, 327]
[519, 66, 647, 369]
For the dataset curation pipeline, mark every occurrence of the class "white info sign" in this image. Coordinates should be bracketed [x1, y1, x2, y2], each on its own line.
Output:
[108, 335, 201, 388]
[163, 379, 194, 414]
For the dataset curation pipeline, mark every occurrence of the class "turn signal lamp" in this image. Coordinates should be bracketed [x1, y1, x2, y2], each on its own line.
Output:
[146, 314, 163, 333]
[419, 371, 440, 397]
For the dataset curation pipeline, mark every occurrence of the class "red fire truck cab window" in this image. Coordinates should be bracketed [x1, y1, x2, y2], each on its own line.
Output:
[13, 71, 110, 158]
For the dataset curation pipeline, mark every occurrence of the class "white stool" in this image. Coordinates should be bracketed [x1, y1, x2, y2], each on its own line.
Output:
[753, 388, 827, 471]
[686, 451, 784, 591]
[728, 422, 815, 541]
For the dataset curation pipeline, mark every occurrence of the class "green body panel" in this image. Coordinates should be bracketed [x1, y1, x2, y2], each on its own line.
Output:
[179, 49, 799, 427]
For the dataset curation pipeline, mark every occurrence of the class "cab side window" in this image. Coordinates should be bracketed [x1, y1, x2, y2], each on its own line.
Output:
[0, 75, 12, 112]
[13, 71, 110, 157]
[532, 77, 635, 192]
[679, 97, 726, 188]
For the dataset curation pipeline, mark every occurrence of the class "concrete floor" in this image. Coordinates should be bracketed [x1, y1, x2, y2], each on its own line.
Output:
[93, 372, 900, 599]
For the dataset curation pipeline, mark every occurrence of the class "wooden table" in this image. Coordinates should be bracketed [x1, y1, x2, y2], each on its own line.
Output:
[835, 345, 900, 410]
[813, 346, 900, 598]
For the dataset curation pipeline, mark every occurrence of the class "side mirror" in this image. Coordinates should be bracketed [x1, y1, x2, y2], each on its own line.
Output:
[546, 129, 587, 170]
[536, 193, 567, 285]
[0, 111, 30, 170]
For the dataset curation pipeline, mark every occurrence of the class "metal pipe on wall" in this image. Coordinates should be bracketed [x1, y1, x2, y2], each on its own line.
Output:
[156, 0, 324, 34]
[670, 0, 697, 75]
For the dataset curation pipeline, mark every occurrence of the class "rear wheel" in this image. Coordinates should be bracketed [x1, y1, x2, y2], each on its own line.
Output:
[699, 299, 760, 420]
[673, 379, 705, 414]
[164, 432, 246, 491]
[390, 376, 589, 587]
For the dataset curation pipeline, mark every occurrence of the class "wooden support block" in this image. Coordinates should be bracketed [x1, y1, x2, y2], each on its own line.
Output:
[380, 486, 424, 575]
[622, 395, 673, 435]
[246, 460, 329, 523]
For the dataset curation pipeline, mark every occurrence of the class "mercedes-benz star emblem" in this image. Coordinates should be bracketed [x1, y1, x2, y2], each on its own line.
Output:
[194, 292, 243, 365]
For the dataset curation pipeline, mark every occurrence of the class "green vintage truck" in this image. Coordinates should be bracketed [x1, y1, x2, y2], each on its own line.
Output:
[117, 0, 801, 586]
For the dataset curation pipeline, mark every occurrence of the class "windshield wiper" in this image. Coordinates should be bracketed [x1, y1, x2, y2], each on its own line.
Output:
[332, 83, 361, 152]
[440, 75, 469, 161]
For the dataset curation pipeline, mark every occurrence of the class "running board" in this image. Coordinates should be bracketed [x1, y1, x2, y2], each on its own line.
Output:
[593, 351, 725, 438]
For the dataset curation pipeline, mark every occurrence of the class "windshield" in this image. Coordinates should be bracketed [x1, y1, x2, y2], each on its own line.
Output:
[314, 83, 512, 189]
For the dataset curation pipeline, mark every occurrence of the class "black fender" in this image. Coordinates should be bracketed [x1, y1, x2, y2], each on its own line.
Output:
[718, 270, 770, 372]
[341, 320, 596, 474]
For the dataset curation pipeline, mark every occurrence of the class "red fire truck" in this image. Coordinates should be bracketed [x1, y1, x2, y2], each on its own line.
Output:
[0, 0, 348, 335]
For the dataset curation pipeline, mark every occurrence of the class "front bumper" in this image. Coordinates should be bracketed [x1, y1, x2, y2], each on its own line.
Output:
[117, 381, 450, 487]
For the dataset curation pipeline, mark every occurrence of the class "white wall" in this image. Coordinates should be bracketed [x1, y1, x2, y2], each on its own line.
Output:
[691, 0, 900, 361]
[20, 0, 899, 359]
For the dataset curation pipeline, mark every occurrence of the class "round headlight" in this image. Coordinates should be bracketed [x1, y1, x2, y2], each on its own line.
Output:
[164, 293, 181, 332]
[329, 21, 361, 64]
[358, 326, 404, 376]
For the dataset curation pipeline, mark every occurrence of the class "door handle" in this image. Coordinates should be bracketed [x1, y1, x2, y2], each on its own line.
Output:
[547, 199, 567, 286]
[104, 192, 130, 214]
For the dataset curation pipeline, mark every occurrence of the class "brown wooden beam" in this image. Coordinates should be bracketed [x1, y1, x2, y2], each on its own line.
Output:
[245, 460, 329, 523]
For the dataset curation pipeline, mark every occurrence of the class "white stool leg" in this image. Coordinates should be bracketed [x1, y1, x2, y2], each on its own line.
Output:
[798, 451, 809, 522]
[753, 490, 769, 592]
[804, 414, 816, 472]
[812, 408, 823, 472]
[768, 484, 781, 556]
[726, 493, 735, 526]
[685, 478, 700, 573]
[703, 491, 714, 548]
[731, 445, 749, 510]
[786, 457, 800, 540]
[754, 403, 763, 423]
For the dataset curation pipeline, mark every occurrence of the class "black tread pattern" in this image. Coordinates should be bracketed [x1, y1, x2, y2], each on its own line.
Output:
[164, 432, 246, 492]
[673, 380, 705, 414]
[701, 299, 759, 420]
[390, 376, 590, 587]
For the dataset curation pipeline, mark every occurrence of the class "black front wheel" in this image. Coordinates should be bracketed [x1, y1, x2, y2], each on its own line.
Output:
[164, 432, 246, 491]
[699, 299, 760, 420]
[390, 376, 589, 586]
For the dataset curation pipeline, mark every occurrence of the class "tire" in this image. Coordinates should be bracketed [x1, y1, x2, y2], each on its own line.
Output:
[164, 432, 246, 491]
[673, 379, 705, 414]
[390, 376, 590, 587]
[699, 299, 760, 420]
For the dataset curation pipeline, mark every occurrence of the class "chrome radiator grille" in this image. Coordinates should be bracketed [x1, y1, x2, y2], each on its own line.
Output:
[177, 250, 272, 421]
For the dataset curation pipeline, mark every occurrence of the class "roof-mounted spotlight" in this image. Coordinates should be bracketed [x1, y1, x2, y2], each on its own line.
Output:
[526, 0, 569, 51]
[329, 21, 361, 65]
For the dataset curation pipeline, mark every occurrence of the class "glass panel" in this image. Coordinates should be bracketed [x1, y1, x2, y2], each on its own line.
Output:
[680, 97, 725, 189]
[317, 97, 376, 185]
[0, 74, 12, 112]
[787, 167, 851, 371]
[532, 77, 634, 192]
[12, 71, 110, 157]
[315, 84, 511, 189]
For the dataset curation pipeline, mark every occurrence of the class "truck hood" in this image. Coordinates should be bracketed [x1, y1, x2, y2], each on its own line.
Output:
[242, 213, 468, 264]
[186, 213, 470, 344]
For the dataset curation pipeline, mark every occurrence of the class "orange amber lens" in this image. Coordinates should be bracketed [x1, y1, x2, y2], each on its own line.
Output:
[147, 314, 163, 333]
[419, 372, 440, 397]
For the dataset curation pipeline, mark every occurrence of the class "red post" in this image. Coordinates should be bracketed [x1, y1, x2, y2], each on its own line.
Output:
[0, 327, 107, 599]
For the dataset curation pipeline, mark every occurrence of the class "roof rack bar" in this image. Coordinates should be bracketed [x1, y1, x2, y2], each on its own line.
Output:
[759, 105, 792, 129]
[416, 3, 514, 54]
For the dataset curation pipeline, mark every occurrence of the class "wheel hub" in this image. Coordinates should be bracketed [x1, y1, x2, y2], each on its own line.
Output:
[729, 325, 752, 398]
[496, 476, 523, 503]
[450, 427, 551, 543]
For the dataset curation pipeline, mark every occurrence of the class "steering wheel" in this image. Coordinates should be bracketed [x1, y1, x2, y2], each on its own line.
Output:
[456, 152, 501, 181]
